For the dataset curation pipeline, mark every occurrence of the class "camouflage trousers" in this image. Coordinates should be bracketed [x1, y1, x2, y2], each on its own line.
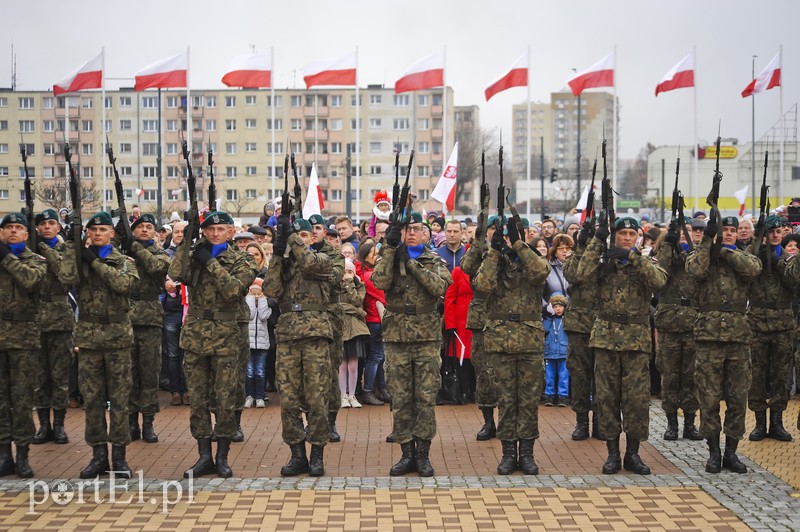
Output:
[487, 351, 543, 440]
[695, 341, 751, 440]
[184, 351, 239, 439]
[277, 337, 331, 447]
[129, 326, 162, 415]
[471, 331, 497, 408]
[384, 341, 440, 443]
[656, 331, 699, 415]
[79, 348, 132, 446]
[749, 329, 793, 412]
[327, 330, 344, 415]
[594, 349, 650, 441]
[34, 331, 72, 410]
[237, 323, 249, 409]
[566, 332, 595, 415]
[0, 349, 35, 445]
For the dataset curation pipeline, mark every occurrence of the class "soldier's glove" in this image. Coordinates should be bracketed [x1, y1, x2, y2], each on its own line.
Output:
[191, 245, 213, 267]
[664, 229, 680, 246]
[490, 226, 505, 251]
[703, 221, 718, 239]
[755, 215, 766, 235]
[0, 241, 9, 260]
[385, 223, 403, 248]
[81, 246, 99, 265]
[607, 247, 630, 262]
[507, 219, 520, 245]
[578, 221, 592, 247]
[273, 234, 288, 257]
[276, 215, 293, 237]
[115, 220, 132, 252]
[594, 222, 610, 242]
[395, 243, 410, 265]
[64, 224, 77, 242]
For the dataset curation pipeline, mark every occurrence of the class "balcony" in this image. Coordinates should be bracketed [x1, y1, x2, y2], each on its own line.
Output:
[431, 105, 443, 116]
[179, 106, 205, 118]
[431, 129, 443, 140]
[303, 129, 329, 141]
[303, 106, 329, 117]
[54, 107, 80, 118]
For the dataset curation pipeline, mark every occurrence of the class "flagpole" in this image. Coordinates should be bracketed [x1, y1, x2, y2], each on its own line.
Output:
[779, 44, 784, 205]
[442, 45, 448, 184]
[271, 45, 276, 202]
[526, 45, 531, 219]
[692, 45, 699, 212]
[612, 45, 618, 207]
[186, 46, 191, 155]
[751, 54, 757, 217]
[101, 47, 107, 212]
[355, 46, 360, 222]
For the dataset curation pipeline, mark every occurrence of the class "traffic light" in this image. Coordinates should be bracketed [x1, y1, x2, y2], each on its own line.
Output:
[550, 168, 558, 183]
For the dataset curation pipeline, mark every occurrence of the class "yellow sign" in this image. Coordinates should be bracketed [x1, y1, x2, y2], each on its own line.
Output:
[704, 145, 738, 159]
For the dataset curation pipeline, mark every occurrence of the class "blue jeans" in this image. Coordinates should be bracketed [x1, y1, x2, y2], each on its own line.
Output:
[163, 311, 186, 394]
[363, 322, 386, 392]
[545, 358, 569, 397]
[246, 349, 268, 400]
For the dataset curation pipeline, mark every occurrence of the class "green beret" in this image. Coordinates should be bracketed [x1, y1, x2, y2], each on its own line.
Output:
[614, 217, 640, 231]
[85, 211, 114, 227]
[405, 211, 423, 224]
[307, 214, 325, 226]
[765, 215, 782, 230]
[1, 212, 27, 228]
[487, 215, 507, 227]
[682, 216, 692, 225]
[292, 218, 313, 232]
[721, 216, 739, 228]
[131, 213, 157, 230]
[200, 211, 234, 228]
[520, 217, 530, 229]
[35, 209, 59, 225]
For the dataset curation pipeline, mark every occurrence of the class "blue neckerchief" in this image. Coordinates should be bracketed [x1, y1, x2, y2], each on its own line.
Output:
[211, 243, 228, 258]
[141, 239, 155, 247]
[723, 244, 737, 251]
[8, 243, 25, 256]
[45, 237, 59, 248]
[680, 243, 690, 252]
[407, 244, 425, 260]
[773, 244, 783, 257]
[96, 244, 113, 258]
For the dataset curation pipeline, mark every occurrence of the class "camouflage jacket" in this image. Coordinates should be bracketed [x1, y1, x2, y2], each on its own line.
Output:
[263, 233, 334, 342]
[562, 242, 598, 334]
[654, 243, 698, 333]
[74, 247, 138, 350]
[745, 244, 797, 333]
[460, 238, 489, 330]
[169, 240, 255, 356]
[315, 239, 345, 335]
[234, 247, 260, 324]
[473, 240, 550, 354]
[36, 241, 78, 333]
[575, 236, 667, 352]
[0, 247, 47, 349]
[128, 241, 170, 328]
[341, 277, 369, 342]
[372, 245, 452, 343]
[685, 236, 761, 343]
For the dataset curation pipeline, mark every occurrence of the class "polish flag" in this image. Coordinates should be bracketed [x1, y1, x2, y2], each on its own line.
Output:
[655, 52, 694, 96]
[303, 53, 356, 88]
[485, 52, 528, 101]
[134, 52, 188, 91]
[734, 185, 749, 216]
[431, 143, 458, 212]
[742, 51, 781, 98]
[567, 52, 614, 96]
[302, 164, 325, 218]
[222, 54, 271, 88]
[135, 188, 145, 197]
[53, 52, 103, 96]
[395, 52, 444, 94]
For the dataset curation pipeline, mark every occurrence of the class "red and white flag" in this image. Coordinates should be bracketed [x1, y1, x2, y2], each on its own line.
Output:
[302, 164, 325, 218]
[431, 143, 458, 212]
[134, 51, 188, 91]
[53, 52, 103, 96]
[742, 51, 781, 98]
[734, 185, 749, 216]
[567, 52, 614, 96]
[303, 53, 356, 88]
[222, 53, 271, 88]
[395, 52, 444, 94]
[485, 52, 528, 101]
[655, 52, 694, 96]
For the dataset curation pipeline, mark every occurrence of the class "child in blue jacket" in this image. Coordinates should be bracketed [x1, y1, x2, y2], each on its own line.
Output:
[543, 293, 569, 407]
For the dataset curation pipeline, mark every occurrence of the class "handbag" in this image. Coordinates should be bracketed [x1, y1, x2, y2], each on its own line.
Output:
[437, 334, 462, 405]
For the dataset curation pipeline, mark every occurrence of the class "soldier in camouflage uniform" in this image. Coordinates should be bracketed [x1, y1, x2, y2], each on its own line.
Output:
[372, 212, 452, 477]
[686, 216, 761, 473]
[126, 214, 170, 444]
[264, 217, 334, 477]
[74, 212, 139, 479]
[0, 213, 46, 478]
[169, 211, 255, 479]
[575, 217, 667, 475]
[654, 217, 703, 441]
[233, 225, 260, 443]
[746, 216, 796, 442]
[32, 209, 77, 446]
[473, 215, 550, 475]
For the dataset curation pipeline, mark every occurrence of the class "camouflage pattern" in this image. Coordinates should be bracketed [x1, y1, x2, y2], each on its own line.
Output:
[694, 343, 751, 439]
[654, 244, 698, 333]
[470, 331, 496, 407]
[594, 349, 651, 440]
[384, 341, 440, 442]
[34, 331, 72, 409]
[128, 241, 170, 327]
[80, 348, 132, 445]
[315, 239, 345, 415]
[488, 351, 543, 440]
[129, 327, 162, 415]
[236, 249, 260, 407]
[0, 350, 36, 445]
[183, 350, 240, 439]
[565, 332, 595, 414]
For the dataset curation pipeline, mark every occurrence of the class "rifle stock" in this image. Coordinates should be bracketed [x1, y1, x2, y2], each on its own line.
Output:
[180, 140, 199, 282]
[20, 143, 35, 248]
[291, 153, 302, 220]
[207, 147, 216, 211]
[752, 150, 770, 264]
[706, 135, 723, 262]
[106, 137, 132, 251]
[392, 147, 401, 209]
[496, 144, 504, 232]
[64, 144, 82, 271]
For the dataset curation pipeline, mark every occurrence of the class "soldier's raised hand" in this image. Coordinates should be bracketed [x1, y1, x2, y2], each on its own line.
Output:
[385, 223, 402, 248]
[490, 225, 505, 251]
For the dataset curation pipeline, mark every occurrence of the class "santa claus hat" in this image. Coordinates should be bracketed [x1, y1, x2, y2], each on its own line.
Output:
[373, 190, 391, 206]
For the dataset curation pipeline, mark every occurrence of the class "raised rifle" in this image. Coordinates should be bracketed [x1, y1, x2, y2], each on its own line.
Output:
[290, 153, 302, 221]
[20, 142, 35, 248]
[671, 154, 693, 252]
[495, 140, 505, 234]
[64, 144, 83, 271]
[180, 140, 199, 282]
[752, 151, 770, 269]
[207, 146, 216, 212]
[390, 150, 415, 226]
[475, 150, 490, 241]
[584, 154, 598, 234]
[599, 137, 615, 261]
[391, 144, 401, 210]
[280, 154, 291, 224]
[106, 136, 132, 252]
[706, 133, 724, 262]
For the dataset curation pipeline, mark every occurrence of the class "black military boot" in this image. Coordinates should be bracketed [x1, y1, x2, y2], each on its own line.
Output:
[215, 439, 233, 478]
[231, 411, 244, 443]
[15, 444, 33, 478]
[591, 412, 602, 440]
[767, 409, 793, 441]
[0, 443, 14, 477]
[328, 412, 341, 443]
[280, 443, 309, 477]
[722, 437, 747, 473]
[414, 438, 434, 477]
[748, 410, 767, 441]
[309, 445, 325, 477]
[623, 438, 651, 475]
[52, 409, 69, 444]
[389, 441, 417, 476]
[79, 444, 110, 479]
[682, 411, 703, 440]
[141, 414, 158, 443]
[111, 445, 132, 479]
[129, 413, 141, 441]
[518, 439, 539, 475]
[184, 438, 216, 478]
[663, 413, 679, 441]
[32, 409, 53, 444]
[601, 437, 621, 474]
[571, 412, 590, 441]
[496, 440, 518, 475]
[705, 433, 722, 473]
[476, 407, 496, 441]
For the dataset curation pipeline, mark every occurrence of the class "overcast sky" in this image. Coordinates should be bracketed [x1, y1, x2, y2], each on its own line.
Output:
[2, 0, 796, 159]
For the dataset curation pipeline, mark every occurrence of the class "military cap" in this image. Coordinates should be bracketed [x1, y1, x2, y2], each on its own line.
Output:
[292, 218, 313, 232]
[721, 216, 739, 228]
[404, 211, 424, 224]
[614, 217, 640, 231]
[520, 217, 530, 229]
[682, 216, 692, 224]
[765, 215, 782, 230]
[0, 212, 27, 228]
[200, 211, 234, 228]
[131, 213, 157, 230]
[307, 214, 325, 226]
[487, 215, 507, 226]
[35, 208, 59, 225]
[326, 228, 339, 237]
[85, 211, 114, 227]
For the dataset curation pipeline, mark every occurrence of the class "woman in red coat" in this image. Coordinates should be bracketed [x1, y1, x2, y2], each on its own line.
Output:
[444, 266, 474, 403]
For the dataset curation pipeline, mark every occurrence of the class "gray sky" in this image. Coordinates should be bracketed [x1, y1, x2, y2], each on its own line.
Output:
[3, 0, 796, 159]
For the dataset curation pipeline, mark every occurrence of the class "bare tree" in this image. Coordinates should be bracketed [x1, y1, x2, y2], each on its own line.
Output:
[36, 175, 100, 213]
[454, 126, 499, 213]
[220, 188, 254, 218]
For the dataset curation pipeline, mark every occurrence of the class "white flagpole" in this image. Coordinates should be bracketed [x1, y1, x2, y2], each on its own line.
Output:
[526, 45, 531, 219]
[612, 45, 618, 207]
[442, 45, 448, 174]
[779, 44, 784, 205]
[355, 46, 360, 222]
[101, 47, 107, 211]
[186, 46, 191, 155]
[271, 45, 275, 201]
[693, 45, 699, 211]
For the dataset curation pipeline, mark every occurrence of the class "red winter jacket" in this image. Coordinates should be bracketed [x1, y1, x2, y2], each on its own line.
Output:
[358, 260, 386, 324]
[443, 266, 473, 359]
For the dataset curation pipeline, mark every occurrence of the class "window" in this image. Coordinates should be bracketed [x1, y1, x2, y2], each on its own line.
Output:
[291, 119, 302, 131]
[370, 94, 382, 105]
[43, 144, 55, 156]
[393, 94, 409, 107]
[225, 143, 237, 155]
[245, 95, 256, 105]
[83, 167, 94, 178]
[369, 165, 382, 175]
[82, 97, 93, 109]
[19, 120, 35, 133]
[82, 120, 93, 132]
[120, 119, 132, 131]
[119, 143, 132, 154]
[266, 118, 282, 131]
[142, 96, 158, 108]
[225, 96, 236, 108]
[290, 142, 302, 154]
[245, 142, 257, 153]
[226, 167, 237, 178]
[290, 95, 302, 107]
[331, 119, 342, 131]
[167, 119, 178, 132]
[143, 190, 158, 201]
[224, 189, 237, 201]
[331, 142, 342, 154]
[305, 142, 315, 154]
[369, 142, 381, 153]
[265, 94, 282, 107]
[167, 166, 181, 178]
[119, 96, 132, 107]
[369, 118, 382, 129]
[43, 167, 54, 178]
[225, 119, 237, 131]
[0, 190, 7, 200]
[351, 95, 362, 106]
[82, 143, 93, 156]
[166, 143, 178, 155]
[418, 94, 429, 106]
[207, 142, 217, 153]
[120, 166, 132, 176]
[0, 98, 6, 108]
[42, 120, 53, 132]
[19, 97, 34, 109]
[350, 119, 362, 131]
[43, 97, 54, 109]
[433, 142, 442, 154]
[432, 94, 442, 105]
[245, 118, 256, 129]
[418, 141, 430, 153]
[104, 120, 112, 132]
[205, 119, 216, 131]
[142, 120, 158, 132]
[21, 143, 34, 156]
[267, 142, 284, 154]
[0, 167, 7, 176]
[419, 189, 430, 201]
[166, 96, 179, 108]
[331, 95, 342, 107]
[142, 143, 158, 156]
[245, 189, 257, 199]
[418, 166, 429, 177]
[392, 118, 409, 131]
[331, 190, 342, 201]
[200, 95, 213, 108]
[0, 144, 7, 154]
[143, 167, 157, 178]
[246, 166, 257, 176]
